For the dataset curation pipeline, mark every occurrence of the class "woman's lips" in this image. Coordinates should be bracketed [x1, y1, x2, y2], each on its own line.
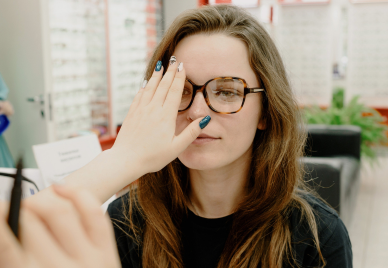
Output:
[192, 137, 220, 145]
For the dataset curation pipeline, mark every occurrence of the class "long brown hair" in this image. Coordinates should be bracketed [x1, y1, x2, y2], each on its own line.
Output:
[124, 4, 325, 268]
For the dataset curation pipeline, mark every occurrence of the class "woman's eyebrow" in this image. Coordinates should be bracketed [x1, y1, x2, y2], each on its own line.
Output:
[186, 75, 239, 83]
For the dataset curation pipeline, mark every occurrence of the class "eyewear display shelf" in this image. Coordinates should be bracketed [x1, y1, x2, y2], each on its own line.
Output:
[346, 0, 388, 108]
[0, 0, 162, 163]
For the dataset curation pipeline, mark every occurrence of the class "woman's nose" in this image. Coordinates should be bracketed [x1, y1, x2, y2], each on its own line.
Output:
[186, 91, 210, 121]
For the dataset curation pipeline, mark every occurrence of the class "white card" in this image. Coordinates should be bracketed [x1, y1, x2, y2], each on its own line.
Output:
[33, 134, 102, 187]
[0, 168, 41, 201]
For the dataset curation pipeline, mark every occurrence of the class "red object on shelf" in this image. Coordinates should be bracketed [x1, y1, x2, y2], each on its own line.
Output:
[198, 0, 209, 6]
[278, 0, 330, 4]
[99, 125, 122, 151]
[99, 136, 116, 151]
[146, 17, 156, 25]
[147, 28, 157, 36]
[146, 4, 156, 13]
[375, 108, 388, 125]
[373, 108, 388, 143]
[147, 40, 156, 49]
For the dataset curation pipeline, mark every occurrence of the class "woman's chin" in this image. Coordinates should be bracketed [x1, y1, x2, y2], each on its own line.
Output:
[178, 152, 220, 170]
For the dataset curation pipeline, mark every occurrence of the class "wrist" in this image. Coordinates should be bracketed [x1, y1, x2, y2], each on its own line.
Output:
[100, 148, 146, 182]
[63, 149, 145, 203]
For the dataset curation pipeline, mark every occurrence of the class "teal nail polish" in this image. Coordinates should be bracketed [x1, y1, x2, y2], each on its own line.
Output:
[155, 61, 162, 71]
[199, 115, 211, 129]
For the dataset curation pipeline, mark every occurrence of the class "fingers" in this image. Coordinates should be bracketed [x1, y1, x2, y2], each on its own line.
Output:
[129, 56, 183, 113]
[0, 201, 9, 217]
[172, 116, 211, 153]
[126, 82, 146, 116]
[139, 60, 165, 105]
[52, 185, 116, 249]
[23, 189, 91, 259]
[0, 202, 24, 268]
[153, 61, 185, 105]
[20, 208, 69, 267]
[161, 61, 185, 115]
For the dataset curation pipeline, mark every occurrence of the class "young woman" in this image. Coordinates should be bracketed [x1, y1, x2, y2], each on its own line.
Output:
[0, 4, 352, 268]
[107, 4, 352, 268]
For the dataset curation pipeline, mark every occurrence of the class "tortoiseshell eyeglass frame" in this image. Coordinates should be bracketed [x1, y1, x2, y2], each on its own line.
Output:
[178, 77, 265, 114]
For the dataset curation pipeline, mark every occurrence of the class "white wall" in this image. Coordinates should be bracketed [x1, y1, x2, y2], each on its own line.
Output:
[0, 0, 50, 168]
[163, 0, 198, 30]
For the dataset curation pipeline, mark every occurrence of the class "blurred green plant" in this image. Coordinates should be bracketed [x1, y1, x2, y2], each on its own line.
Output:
[303, 88, 388, 161]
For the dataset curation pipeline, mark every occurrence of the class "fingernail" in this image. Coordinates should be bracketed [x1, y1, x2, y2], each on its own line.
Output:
[155, 61, 162, 71]
[178, 62, 183, 72]
[142, 79, 148, 88]
[199, 115, 211, 129]
[169, 56, 177, 65]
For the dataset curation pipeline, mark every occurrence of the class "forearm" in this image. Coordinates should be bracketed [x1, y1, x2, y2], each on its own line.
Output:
[63, 149, 143, 203]
[32, 149, 144, 204]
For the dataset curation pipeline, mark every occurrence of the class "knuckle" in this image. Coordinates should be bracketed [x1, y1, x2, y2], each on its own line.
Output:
[166, 66, 178, 74]
[158, 80, 169, 89]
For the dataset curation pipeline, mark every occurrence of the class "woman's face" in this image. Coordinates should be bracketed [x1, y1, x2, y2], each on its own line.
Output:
[174, 33, 265, 170]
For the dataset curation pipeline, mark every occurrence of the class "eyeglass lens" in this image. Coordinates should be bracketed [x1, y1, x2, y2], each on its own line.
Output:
[180, 78, 245, 113]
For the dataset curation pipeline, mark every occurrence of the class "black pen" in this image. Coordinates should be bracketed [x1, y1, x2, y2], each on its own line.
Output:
[7, 157, 23, 239]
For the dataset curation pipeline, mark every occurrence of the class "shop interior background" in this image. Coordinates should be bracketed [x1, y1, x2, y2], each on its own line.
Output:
[0, 0, 387, 267]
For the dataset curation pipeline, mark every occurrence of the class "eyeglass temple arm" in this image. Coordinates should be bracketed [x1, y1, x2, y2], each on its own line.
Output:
[247, 88, 265, 93]
[0, 172, 40, 191]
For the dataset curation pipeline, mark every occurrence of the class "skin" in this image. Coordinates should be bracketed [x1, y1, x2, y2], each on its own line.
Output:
[174, 33, 266, 218]
[0, 185, 120, 268]
[0, 101, 14, 116]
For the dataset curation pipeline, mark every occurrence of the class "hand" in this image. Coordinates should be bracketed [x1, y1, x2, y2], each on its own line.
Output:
[0, 185, 121, 268]
[111, 59, 210, 174]
[59, 58, 211, 203]
[0, 101, 14, 116]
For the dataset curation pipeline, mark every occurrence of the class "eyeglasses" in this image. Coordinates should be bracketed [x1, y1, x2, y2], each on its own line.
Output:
[179, 77, 265, 114]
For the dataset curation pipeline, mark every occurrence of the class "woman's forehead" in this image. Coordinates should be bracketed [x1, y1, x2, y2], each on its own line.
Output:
[173, 33, 257, 85]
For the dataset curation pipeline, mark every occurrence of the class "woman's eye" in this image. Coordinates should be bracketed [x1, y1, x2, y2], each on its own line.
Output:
[220, 91, 234, 97]
[215, 90, 238, 97]
[182, 89, 191, 95]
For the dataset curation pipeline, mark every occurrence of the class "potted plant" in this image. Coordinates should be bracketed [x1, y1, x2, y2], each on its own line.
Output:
[303, 88, 388, 162]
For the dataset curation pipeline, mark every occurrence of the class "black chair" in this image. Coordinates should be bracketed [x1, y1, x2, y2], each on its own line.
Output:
[301, 124, 361, 227]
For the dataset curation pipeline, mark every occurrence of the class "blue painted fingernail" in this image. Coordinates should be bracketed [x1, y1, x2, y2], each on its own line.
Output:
[199, 115, 211, 129]
[155, 61, 162, 71]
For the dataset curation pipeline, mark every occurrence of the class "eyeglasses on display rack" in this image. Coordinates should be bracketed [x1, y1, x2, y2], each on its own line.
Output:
[179, 77, 265, 114]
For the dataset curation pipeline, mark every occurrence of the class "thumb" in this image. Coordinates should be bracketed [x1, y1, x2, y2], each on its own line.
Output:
[173, 115, 211, 152]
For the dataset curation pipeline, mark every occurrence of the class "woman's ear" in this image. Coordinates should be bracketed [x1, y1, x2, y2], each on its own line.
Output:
[257, 119, 266, 130]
